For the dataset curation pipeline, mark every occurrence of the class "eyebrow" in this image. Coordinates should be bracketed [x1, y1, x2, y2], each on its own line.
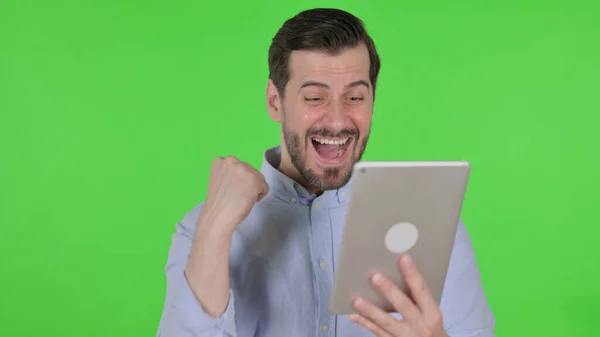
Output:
[298, 80, 370, 92]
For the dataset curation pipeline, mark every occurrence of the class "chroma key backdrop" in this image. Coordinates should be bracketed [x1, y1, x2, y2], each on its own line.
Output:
[1, 1, 599, 336]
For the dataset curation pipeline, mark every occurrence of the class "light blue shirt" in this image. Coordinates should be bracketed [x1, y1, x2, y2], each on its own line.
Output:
[157, 146, 496, 337]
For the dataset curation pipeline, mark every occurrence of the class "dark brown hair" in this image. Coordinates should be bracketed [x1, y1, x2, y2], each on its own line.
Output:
[268, 8, 381, 99]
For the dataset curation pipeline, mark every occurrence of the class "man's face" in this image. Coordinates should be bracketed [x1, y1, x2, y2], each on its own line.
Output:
[269, 43, 374, 192]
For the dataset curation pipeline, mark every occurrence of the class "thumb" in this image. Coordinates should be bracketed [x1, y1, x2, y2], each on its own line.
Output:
[256, 182, 270, 202]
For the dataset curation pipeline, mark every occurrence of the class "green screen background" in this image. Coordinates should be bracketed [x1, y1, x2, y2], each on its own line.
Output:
[1, 1, 599, 336]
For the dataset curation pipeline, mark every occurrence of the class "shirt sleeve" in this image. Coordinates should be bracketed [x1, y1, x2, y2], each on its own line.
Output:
[156, 205, 238, 337]
[441, 219, 497, 337]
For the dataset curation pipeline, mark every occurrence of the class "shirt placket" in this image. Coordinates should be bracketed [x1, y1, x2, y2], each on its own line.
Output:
[310, 199, 335, 336]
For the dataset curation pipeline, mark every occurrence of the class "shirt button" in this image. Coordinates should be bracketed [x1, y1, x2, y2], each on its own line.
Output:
[319, 259, 327, 269]
[340, 191, 345, 197]
[322, 323, 330, 332]
[315, 203, 321, 210]
[290, 197, 297, 204]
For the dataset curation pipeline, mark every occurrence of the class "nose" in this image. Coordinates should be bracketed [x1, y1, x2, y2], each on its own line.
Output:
[322, 99, 350, 130]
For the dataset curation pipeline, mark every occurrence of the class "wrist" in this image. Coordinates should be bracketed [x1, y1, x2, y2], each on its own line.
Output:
[188, 217, 233, 276]
[196, 207, 236, 240]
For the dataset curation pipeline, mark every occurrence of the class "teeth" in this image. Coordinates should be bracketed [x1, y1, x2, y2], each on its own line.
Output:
[337, 147, 345, 157]
[313, 137, 349, 145]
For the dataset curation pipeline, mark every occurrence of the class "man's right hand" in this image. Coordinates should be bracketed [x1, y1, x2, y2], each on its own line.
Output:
[197, 155, 270, 237]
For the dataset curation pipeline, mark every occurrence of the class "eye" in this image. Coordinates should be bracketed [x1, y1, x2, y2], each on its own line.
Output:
[347, 96, 364, 102]
[304, 95, 326, 105]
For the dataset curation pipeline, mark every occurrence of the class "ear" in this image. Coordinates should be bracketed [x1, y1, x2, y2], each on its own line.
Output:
[266, 79, 283, 122]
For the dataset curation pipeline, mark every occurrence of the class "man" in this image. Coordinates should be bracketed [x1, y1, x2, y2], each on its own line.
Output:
[157, 8, 496, 337]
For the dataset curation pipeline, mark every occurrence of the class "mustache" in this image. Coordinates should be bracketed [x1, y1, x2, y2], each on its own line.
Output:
[307, 128, 359, 138]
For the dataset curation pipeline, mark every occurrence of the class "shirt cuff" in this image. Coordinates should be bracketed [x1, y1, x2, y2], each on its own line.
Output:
[173, 272, 236, 331]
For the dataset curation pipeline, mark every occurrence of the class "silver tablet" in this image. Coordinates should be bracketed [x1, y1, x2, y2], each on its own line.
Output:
[329, 160, 471, 315]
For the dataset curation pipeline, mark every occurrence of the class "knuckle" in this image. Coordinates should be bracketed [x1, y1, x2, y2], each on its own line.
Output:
[359, 318, 376, 332]
[237, 161, 251, 170]
[210, 158, 223, 171]
[256, 178, 268, 191]
[418, 324, 434, 337]
[391, 292, 408, 307]
[430, 312, 443, 326]
[417, 278, 429, 294]
[234, 162, 249, 173]
[407, 272, 422, 286]
[379, 316, 397, 332]
[249, 176, 260, 186]
[381, 278, 394, 290]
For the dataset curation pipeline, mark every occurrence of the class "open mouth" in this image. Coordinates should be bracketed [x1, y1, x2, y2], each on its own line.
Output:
[310, 136, 354, 166]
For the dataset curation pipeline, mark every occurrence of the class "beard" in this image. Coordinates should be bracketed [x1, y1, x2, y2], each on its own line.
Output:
[282, 120, 369, 192]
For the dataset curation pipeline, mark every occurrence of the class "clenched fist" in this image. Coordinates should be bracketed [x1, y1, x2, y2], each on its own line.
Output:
[197, 156, 270, 237]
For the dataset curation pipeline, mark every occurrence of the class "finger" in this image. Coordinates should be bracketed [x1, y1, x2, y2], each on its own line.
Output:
[352, 297, 403, 335]
[224, 155, 239, 163]
[256, 185, 269, 202]
[349, 314, 395, 337]
[256, 186, 270, 202]
[210, 157, 224, 171]
[253, 175, 270, 202]
[398, 254, 438, 316]
[370, 272, 422, 323]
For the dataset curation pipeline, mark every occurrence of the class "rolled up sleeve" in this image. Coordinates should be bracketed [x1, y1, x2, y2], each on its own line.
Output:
[156, 205, 237, 337]
[441, 219, 496, 337]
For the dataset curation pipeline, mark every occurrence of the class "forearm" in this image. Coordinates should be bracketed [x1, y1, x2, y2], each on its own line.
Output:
[157, 204, 239, 337]
[185, 215, 233, 318]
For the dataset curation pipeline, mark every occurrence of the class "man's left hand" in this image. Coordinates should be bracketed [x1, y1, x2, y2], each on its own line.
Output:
[349, 254, 448, 337]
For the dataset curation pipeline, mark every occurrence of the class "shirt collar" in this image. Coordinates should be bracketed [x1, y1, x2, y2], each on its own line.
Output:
[261, 146, 352, 208]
